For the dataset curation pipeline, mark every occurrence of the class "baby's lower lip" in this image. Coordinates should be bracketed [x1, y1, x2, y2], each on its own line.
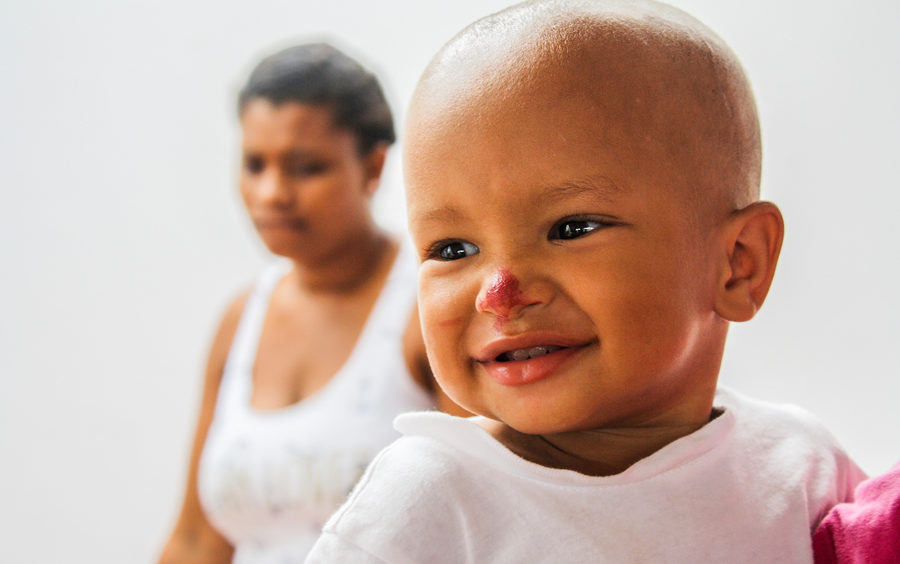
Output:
[480, 346, 581, 386]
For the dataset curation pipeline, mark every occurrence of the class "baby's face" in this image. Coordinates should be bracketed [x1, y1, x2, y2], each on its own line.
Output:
[406, 73, 728, 434]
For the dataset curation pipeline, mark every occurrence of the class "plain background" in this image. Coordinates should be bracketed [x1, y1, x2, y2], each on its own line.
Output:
[1, 0, 898, 562]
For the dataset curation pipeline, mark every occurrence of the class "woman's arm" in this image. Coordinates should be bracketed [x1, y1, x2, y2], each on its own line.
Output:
[403, 304, 470, 416]
[158, 292, 249, 564]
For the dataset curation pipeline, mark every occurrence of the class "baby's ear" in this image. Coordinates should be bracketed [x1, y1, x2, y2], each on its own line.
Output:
[714, 201, 784, 322]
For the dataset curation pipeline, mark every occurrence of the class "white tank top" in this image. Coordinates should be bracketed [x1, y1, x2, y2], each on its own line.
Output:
[198, 241, 433, 563]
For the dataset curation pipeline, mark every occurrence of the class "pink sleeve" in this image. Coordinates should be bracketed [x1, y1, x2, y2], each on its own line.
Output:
[813, 461, 900, 564]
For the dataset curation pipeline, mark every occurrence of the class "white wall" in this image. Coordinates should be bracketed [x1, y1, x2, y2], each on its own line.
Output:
[0, 1, 897, 562]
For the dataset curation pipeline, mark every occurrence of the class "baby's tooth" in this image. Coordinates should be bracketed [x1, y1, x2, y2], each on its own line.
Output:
[505, 345, 562, 361]
[511, 349, 532, 361]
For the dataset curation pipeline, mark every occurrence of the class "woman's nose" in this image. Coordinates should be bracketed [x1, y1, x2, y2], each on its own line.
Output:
[257, 170, 294, 207]
[475, 268, 542, 319]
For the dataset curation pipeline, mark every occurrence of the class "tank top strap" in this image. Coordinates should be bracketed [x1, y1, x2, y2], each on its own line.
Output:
[330, 237, 420, 405]
[355, 238, 418, 353]
[218, 260, 291, 413]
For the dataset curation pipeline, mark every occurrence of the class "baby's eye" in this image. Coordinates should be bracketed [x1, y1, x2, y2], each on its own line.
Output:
[549, 218, 605, 240]
[428, 240, 480, 261]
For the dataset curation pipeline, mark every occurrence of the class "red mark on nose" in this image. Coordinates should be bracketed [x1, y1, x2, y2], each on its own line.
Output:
[477, 268, 524, 319]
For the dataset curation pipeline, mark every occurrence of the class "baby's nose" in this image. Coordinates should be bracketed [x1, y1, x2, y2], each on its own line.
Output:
[476, 268, 539, 319]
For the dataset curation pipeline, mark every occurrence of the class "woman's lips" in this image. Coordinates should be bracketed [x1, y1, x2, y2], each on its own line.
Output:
[254, 217, 307, 231]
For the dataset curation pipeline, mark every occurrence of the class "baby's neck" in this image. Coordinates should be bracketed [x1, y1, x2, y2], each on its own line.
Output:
[484, 411, 720, 477]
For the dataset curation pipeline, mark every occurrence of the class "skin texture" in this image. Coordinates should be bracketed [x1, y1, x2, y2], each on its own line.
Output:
[405, 0, 783, 476]
[160, 101, 462, 564]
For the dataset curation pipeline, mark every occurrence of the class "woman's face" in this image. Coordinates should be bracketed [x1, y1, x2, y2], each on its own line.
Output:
[239, 99, 382, 263]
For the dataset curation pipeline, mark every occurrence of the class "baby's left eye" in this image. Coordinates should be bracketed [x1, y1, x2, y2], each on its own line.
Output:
[549, 219, 604, 240]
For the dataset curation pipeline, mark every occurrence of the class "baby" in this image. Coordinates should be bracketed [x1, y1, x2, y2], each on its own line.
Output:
[306, 0, 866, 561]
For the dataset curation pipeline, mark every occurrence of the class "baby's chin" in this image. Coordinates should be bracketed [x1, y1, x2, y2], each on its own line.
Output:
[477, 407, 592, 437]
[449, 388, 604, 436]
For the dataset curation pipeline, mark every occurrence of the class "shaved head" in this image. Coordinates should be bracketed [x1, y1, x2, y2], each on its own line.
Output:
[406, 0, 761, 223]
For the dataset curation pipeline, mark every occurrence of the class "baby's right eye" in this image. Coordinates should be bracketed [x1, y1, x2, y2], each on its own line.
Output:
[427, 240, 480, 261]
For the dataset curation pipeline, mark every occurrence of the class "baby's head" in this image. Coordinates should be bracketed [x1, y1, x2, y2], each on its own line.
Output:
[405, 0, 784, 436]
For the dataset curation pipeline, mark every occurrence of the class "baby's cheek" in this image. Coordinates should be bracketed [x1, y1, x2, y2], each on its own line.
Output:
[419, 271, 470, 325]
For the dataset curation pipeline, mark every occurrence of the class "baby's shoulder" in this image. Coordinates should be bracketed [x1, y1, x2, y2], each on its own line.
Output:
[358, 425, 475, 494]
[717, 386, 835, 446]
[716, 387, 864, 501]
[317, 416, 485, 561]
[331, 412, 488, 517]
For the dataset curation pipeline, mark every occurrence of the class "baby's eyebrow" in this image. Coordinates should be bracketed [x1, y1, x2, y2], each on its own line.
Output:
[413, 176, 623, 229]
[414, 205, 466, 227]
[542, 175, 624, 202]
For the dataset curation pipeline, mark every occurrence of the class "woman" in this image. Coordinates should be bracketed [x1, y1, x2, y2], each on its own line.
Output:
[159, 43, 459, 563]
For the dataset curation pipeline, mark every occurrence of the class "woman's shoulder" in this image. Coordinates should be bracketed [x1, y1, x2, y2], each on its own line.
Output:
[204, 282, 262, 383]
[209, 262, 289, 361]
[210, 289, 252, 353]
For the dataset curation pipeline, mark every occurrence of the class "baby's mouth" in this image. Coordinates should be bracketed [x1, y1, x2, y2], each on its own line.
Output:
[496, 345, 563, 362]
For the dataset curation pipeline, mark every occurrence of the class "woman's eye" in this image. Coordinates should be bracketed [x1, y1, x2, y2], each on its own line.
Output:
[243, 155, 264, 175]
[287, 162, 327, 177]
[549, 219, 604, 240]
[430, 240, 480, 261]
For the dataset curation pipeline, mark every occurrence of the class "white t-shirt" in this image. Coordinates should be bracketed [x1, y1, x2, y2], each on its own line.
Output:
[198, 241, 434, 563]
[306, 388, 865, 563]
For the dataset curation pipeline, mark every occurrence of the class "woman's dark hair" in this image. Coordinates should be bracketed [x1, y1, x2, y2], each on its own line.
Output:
[238, 43, 395, 154]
